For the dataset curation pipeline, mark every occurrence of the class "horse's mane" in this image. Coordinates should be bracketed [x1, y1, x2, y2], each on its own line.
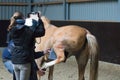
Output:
[41, 16, 51, 24]
[41, 16, 58, 29]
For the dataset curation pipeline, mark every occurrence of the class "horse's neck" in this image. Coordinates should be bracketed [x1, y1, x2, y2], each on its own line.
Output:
[44, 23, 57, 30]
[44, 23, 51, 29]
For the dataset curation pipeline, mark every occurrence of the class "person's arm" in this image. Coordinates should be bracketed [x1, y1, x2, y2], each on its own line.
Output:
[34, 19, 45, 37]
[6, 32, 11, 43]
[34, 51, 44, 59]
[25, 12, 45, 37]
[34, 49, 50, 59]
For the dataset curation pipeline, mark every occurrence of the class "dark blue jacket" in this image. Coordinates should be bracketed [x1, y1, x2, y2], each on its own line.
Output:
[8, 19, 45, 64]
[2, 40, 44, 62]
[2, 40, 14, 61]
[2, 48, 11, 61]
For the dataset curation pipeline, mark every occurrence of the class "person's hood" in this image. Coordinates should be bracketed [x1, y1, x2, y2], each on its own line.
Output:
[16, 19, 25, 25]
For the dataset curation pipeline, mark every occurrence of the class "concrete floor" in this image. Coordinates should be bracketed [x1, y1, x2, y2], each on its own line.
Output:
[0, 48, 120, 80]
[40, 57, 120, 80]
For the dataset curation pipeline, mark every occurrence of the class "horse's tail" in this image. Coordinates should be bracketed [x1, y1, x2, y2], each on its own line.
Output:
[86, 31, 99, 80]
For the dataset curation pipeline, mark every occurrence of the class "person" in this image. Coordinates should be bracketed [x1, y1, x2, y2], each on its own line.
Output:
[2, 41, 49, 80]
[2, 45, 16, 80]
[7, 11, 45, 80]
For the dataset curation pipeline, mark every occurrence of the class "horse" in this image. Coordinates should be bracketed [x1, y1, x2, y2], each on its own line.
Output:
[35, 16, 99, 80]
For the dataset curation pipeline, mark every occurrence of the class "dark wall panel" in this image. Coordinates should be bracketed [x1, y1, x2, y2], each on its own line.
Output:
[0, 20, 120, 64]
[0, 20, 9, 47]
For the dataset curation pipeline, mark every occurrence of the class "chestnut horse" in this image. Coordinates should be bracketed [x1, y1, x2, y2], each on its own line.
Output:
[35, 16, 99, 80]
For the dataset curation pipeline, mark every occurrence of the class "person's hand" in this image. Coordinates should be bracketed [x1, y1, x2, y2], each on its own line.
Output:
[43, 48, 51, 54]
[37, 69, 45, 76]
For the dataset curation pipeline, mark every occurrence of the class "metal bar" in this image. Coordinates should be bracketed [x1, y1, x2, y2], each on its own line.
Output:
[63, 0, 66, 20]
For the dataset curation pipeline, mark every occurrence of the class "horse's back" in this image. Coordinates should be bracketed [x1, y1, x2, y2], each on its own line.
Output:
[54, 25, 86, 38]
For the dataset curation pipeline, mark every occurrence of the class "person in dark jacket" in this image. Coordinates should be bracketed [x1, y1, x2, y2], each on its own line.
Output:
[7, 11, 45, 80]
[2, 41, 49, 80]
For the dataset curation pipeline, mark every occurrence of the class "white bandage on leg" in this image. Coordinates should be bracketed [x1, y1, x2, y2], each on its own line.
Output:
[41, 60, 56, 69]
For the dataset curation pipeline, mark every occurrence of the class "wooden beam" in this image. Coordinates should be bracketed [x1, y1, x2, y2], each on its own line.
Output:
[67, 0, 96, 3]
[32, 0, 96, 6]
[67, 0, 117, 3]
[32, 1, 63, 6]
[0, 2, 28, 6]
[0, 0, 117, 6]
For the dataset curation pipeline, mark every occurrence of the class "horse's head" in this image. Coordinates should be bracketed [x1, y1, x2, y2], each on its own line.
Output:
[41, 16, 51, 29]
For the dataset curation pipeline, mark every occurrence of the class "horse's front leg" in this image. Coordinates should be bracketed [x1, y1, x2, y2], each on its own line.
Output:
[48, 66, 54, 80]
[41, 44, 65, 70]
[41, 51, 65, 70]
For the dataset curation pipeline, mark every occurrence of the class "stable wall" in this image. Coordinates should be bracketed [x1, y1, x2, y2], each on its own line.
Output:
[33, 0, 120, 21]
[0, 0, 120, 22]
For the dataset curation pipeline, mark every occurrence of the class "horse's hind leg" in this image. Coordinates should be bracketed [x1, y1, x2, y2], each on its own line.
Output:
[75, 45, 89, 80]
[48, 66, 54, 80]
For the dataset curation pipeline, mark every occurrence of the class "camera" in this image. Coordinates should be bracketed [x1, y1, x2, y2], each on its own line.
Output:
[27, 11, 41, 21]
[25, 11, 41, 27]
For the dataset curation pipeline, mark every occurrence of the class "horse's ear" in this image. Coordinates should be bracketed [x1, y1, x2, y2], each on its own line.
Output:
[41, 16, 45, 20]
[41, 16, 50, 24]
